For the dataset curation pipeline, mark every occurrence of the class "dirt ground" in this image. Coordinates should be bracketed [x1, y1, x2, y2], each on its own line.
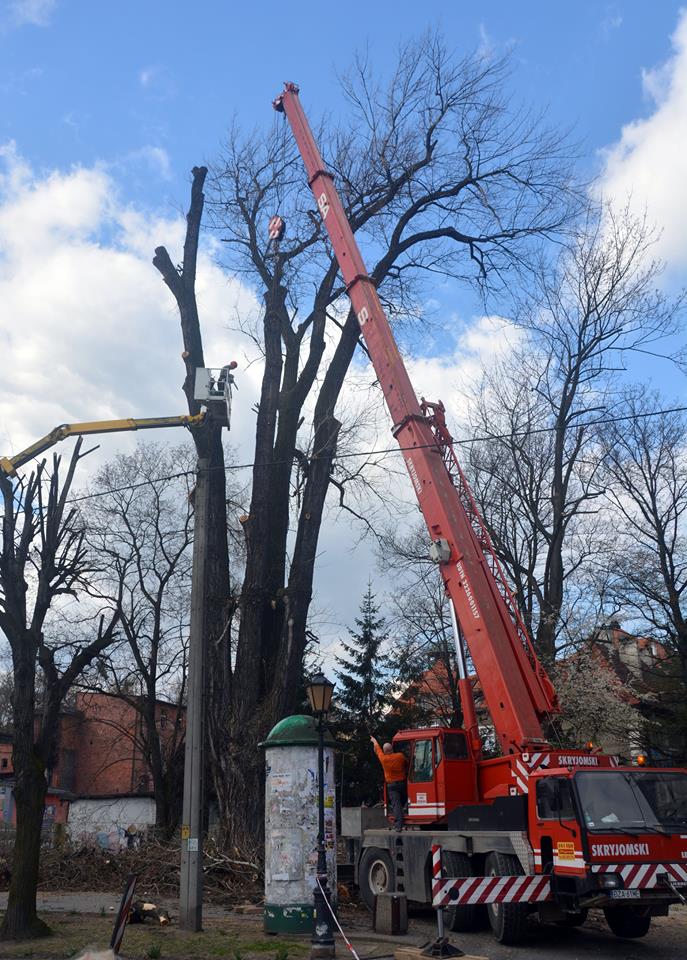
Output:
[0, 895, 684, 960]
[397, 903, 687, 960]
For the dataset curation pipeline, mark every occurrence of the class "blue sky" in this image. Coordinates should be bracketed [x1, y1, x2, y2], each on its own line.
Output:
[1, 0, 686, 648]
[1, 1, 682, 211]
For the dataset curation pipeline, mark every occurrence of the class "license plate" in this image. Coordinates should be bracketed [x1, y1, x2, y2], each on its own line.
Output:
[609, 889, 639, 900]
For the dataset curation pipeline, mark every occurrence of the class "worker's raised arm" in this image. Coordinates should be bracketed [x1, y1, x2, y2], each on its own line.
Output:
[370, 736, 383, 761]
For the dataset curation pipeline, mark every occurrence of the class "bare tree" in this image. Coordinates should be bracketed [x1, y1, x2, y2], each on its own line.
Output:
[466, 205, 682, 663]
[0, 670, 13, 731]
[0, 444, 119, 940]
[80, 442, 196, 837]
[156, 37, 582, 843]
[600, 390, 687, 760]
[380, 524, 463, 726]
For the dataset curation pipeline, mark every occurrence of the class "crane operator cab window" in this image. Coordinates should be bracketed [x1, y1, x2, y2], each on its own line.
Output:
[410, 739, 434, 783]
[536, 777, 576, 820]
[443, 732, 469, 761]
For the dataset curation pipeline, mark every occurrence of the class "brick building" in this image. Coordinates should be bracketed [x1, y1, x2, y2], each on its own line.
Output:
[0, 691, 185, 843]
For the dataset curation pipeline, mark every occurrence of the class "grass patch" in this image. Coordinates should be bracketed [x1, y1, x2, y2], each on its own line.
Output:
[0, 913, 312, 959]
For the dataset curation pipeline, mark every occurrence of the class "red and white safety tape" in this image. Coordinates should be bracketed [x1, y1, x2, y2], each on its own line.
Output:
[316, 876, 362, 960]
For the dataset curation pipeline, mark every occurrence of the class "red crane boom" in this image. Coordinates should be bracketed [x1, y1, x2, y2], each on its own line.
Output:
[274, 82, 557, 753]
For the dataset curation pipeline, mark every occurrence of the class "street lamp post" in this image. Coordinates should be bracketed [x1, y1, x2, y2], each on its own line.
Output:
[306, 673, 336, 960]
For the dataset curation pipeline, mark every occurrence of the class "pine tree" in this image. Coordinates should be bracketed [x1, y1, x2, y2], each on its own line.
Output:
[336, 585, 390, 723]
[335, 585, 394, 805]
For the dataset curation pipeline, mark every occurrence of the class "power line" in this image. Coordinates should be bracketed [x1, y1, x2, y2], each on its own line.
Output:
[58, 401, 687, 505]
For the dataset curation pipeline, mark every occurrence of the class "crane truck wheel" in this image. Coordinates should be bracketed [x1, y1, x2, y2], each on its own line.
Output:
[442, 852, 479, 932]
[603, 906, 651, 939]
[359, 848, 394, 911]
[484, 852, 528, 944]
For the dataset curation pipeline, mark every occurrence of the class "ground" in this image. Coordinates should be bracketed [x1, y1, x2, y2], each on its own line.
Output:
[0, 894, 685, 960]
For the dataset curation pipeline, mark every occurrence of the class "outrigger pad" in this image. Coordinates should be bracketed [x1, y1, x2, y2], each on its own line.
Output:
[420, 937, 465, 958]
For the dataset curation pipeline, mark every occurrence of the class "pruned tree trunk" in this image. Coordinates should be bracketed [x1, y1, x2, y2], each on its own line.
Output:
[153, 167, 234, 840]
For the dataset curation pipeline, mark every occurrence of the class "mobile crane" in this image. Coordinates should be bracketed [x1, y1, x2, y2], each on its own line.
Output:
[273, 83, 687, 944]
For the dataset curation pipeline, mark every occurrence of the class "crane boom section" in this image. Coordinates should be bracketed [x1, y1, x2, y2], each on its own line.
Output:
[1, 413, 205, 477]
[275, 83, 556, 751]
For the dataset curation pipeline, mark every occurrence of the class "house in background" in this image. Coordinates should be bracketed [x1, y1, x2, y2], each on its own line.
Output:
[396, 622, 682, 764]
[588, 621, 682, 763]
[0, 691, 185, 848]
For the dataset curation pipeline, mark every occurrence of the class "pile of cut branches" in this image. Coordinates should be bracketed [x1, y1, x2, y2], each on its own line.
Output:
[0, 837, 263, 904]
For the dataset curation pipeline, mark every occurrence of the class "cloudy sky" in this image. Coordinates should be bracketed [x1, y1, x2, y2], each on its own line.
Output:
[1, 1, 686, 657]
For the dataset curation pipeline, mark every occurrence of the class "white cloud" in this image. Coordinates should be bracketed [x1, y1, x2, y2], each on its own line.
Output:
[5, 0, 55, 28]
[0, 144, 262, 475]
[599, 10, 687, 271]
[0, 142, 519, 658]
[127, 145, 173, 181]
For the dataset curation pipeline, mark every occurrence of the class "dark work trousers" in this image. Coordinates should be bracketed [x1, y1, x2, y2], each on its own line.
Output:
[387, 780, 407, 830]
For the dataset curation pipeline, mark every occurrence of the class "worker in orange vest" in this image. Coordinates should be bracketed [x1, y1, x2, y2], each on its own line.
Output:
[371, 736, 407, 831]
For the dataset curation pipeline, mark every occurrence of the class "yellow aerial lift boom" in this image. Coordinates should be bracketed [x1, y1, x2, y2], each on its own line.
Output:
[0, 361, 239, 478]
[0, 413, 206, 478]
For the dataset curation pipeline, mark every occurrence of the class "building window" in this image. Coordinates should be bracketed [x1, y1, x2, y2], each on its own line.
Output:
[1, 758, 7, 769]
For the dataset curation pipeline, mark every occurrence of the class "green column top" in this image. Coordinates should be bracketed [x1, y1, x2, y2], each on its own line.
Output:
[260, 713, 336, 748]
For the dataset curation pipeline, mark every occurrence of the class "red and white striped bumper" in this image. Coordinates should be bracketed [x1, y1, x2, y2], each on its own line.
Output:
[432, 875, 552, 907]
[590, 862, 687, 889]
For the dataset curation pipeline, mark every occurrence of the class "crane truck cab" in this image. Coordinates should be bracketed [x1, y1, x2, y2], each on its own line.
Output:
[392, 728, 478, 824]
[529, 764, 687, 936]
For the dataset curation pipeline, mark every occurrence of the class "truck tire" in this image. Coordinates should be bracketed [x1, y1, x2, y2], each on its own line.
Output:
[359, 847, 394, 911]
[443, 851, 479, 932]
[484, 851, 529, 944]
[603, 906, 651, 939]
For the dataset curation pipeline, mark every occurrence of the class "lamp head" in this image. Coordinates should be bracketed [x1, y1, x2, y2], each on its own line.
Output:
[306, 672, 335, 716]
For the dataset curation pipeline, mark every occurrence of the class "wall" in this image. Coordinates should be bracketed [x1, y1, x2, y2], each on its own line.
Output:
[71, 693, 145, 795]
[68, 796, 156, 850]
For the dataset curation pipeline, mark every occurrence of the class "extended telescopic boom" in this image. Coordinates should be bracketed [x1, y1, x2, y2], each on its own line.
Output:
[0, 413, 205, 477]
[274, 82, 557, 753]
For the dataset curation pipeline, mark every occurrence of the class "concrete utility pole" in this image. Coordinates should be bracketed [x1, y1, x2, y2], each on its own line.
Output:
[179, 456, 210, 931]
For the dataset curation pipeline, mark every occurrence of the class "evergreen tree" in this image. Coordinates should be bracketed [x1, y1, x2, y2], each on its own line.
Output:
[334, 585, 395, 806]
[336, 585, 390, 722]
